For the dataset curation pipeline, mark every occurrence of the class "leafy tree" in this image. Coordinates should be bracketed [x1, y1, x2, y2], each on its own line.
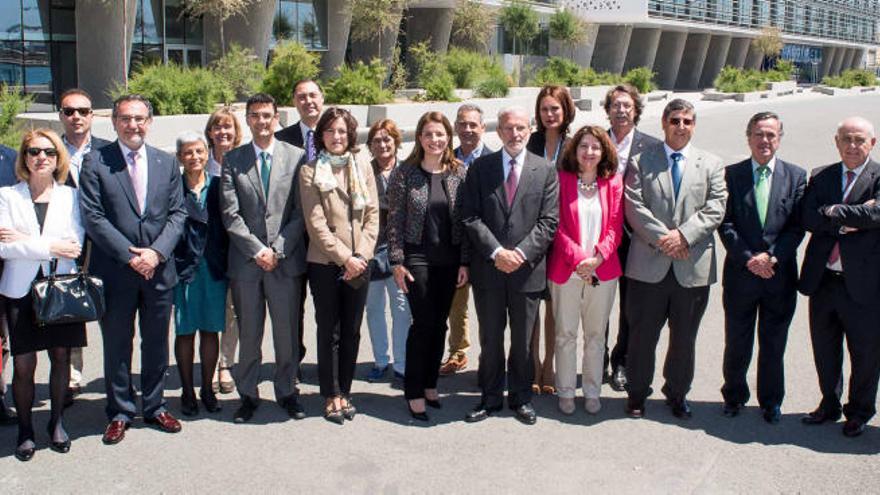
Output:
[752, 26, 783, 69]
[182, 0, 256, 58]
[260, 41, 320, 105]
[0, 84, 33, 148]
[450, 0, 497, 51]
[499, 0, 539, 55]
[209, 43, 265, 99]
[548, 9, 587, 59]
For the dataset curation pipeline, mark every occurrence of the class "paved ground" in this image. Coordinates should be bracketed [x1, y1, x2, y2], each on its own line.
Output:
[2, 91, 880, 493]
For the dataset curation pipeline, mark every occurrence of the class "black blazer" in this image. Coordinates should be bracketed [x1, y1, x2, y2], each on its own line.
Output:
[526, 131, 567, 166]
[275, 121, 305, 149]
[173, 175, 229, 284]
[719, 158, 806, 294]
[461, 150, 559, 293]
[79, 141, 186, 291]
[65, 136, 112, 189]
[799, 159, 880, 304]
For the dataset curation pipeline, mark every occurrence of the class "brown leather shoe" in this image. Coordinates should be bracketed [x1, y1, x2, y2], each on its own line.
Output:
[145, 412, 182, 433]
[439, 354, 468, 376]
[102, 420, 130, 445]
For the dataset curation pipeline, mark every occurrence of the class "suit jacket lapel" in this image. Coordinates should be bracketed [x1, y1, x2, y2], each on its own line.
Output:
[845, 161, 876, 204]
[268, 145, 294, 206]
[245, 147, 266, 206]
[143, 147, 163, 217]
[510, 158, 539, 211]
[673, 151, 702, 220]
[763, 160, 787, 235]
[109, 143, 141, 216]
[491, 154, 510, 215]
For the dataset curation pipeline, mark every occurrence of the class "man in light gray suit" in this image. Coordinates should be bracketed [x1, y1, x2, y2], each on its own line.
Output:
[221, 93, 307, 423]
[623, 98, 727, 419]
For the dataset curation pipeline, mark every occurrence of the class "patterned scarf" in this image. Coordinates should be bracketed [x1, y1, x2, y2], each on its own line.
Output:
[313, 150, 369, 210]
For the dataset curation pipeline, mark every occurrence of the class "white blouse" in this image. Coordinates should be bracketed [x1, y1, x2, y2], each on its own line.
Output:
[572, 188, 602, 280]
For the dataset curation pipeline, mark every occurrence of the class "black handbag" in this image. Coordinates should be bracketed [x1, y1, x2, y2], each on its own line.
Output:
[31, 258, 106, 326]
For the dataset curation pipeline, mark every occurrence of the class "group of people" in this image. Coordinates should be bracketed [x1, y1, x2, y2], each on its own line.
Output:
[0, 78, 878, 462]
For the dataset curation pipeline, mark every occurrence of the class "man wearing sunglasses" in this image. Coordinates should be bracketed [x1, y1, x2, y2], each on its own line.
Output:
[0, 142, 16, 427]
[58, 88, 111, 408]
[623, 98, 727, 420]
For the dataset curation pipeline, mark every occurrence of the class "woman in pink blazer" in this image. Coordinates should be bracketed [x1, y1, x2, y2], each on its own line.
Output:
[547, 125, 624, 416]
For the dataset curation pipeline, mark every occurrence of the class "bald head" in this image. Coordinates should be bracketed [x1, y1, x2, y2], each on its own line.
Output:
[835, 116, 877, 169]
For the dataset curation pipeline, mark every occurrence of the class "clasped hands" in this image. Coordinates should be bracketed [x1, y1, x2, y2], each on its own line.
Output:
[129, 246, 160, 280]
[746, 252, 775, 279]
[494, 248, 524, 274]
[826, 198, 876, 234]
[575, 254, 603, 281]
[657, 229, 689, 259]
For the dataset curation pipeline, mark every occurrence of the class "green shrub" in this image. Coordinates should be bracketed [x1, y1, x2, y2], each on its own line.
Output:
[117, 64, 233, 115]
[623, 67, 656, 94]
[0, 84, 33, 148]
[324, 60, 393, 105]
[260, 40, 320, 105]
[410, 41, 458, 101]
[445, 48, 486, 89]
[531, 57, 621, 87]
[823, 69, 878, 88]
[714, 66, 765, 93]
[209, 43, 266, 99]
[475, 60, 510, 98]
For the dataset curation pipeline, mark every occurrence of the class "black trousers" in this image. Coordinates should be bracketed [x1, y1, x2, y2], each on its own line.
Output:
[605, 230, 631, 372]
[404, 264, 458, 400]
[309, 263, 369, 398]
[808, 270, 880, 422]
[625, 268, 710, 404]
[721, 283, 796, 408]
[473, 286, 540, 408]
[0, 296, 8, 398]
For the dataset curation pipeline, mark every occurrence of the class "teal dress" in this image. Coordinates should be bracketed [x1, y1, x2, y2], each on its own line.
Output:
[174, 175, 228, 335]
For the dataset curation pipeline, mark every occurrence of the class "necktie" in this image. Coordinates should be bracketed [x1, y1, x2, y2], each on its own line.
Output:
[505, 159, 518, 207]
[259, 151, 271, 196]
[670, 152, 683, 200]
[828, 170, 857, 266]
[755, 165, 771, 227]
[127, 150, 146, 214]
[306, 130, 316, 162]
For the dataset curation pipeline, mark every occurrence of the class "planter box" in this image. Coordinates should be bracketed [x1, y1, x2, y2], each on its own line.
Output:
[646, 91, 670, 102]
[702, 89, 769, 102]
[767, 80, 797, 96]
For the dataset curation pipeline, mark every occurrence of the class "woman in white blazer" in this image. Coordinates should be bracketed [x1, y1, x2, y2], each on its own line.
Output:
[0, 128, 84, 462]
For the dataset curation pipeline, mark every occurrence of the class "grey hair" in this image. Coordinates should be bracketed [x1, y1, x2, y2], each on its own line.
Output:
[112, 94, 154, 120]
[457, 104, 485, 124]
[745, 111, 784, 137]
[837, 116, 875, 138]
[497, 106, 530, 125]
[176, 131, 208, 156]
[662, 98, 696, 121]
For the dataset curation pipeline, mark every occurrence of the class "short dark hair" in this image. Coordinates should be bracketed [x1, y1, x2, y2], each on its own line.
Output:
[59, 88, 93, 106]
[293, 79, 322, 97]
[662, 98, 696, 122]
[112, 94, 153, 119]
[745, 111, 784, 137]
[559, 125, 618, 179]
[314, 107, 359, 155]
[245, 93, 277, 115]
[603, 83, 644, 125]
[535, 85, 576, 137]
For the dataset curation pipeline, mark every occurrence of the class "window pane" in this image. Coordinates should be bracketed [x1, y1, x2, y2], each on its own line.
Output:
[130, 43, 163, 74]
[164, 0, 185, 44]
[22, 0, 50, 41]
[23, 40, 50, 104]
[137, 0, 163, 44]
[50, 5, 75, 41]
[185, 11, 203, 44]
[0, 41, 23, 86]
[297, 0, 327, 49]
[187, 48, 202, 67]
[0, 2, 23, 42]
[273, 1, 297, 42]
[167, 48, 183, 65]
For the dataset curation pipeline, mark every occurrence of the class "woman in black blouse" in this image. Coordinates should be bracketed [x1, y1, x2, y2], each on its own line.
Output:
[386, 112, 468, 421]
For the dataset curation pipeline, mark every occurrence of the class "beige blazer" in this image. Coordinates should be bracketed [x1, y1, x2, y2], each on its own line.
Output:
[299, 152, 379, 265]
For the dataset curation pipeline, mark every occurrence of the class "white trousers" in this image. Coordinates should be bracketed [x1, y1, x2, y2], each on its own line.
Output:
[550, 276, 618, 399]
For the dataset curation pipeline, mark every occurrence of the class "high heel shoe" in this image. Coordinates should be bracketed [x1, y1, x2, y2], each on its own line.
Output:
[200, 389, 222, 413]
[180, 395, 199, 417]
[47, 420, 71, 454]
[425, 398, 442, 409]
[323, 402, 344, 425]
[15, 428, 35, 462]
[341, 397, 357, 421]
[407, 400, 429, 422]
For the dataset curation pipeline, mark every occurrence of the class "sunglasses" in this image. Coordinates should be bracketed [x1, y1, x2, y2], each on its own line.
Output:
[668, 117, 694, 126]
[61, 107, 92, 117]
[26, 147, 58, 157]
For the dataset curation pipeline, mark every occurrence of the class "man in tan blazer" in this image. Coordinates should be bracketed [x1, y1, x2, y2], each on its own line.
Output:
[623, 98, 727, 419]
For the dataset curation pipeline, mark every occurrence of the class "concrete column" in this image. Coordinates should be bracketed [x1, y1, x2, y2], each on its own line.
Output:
[819, 46, 839, 78]
[318, 0, 353, 78]
[699, 34, 731, 88]
[75, 0, 137, 108]
[205, 0, 276, 70]
[591, 25, 633, 74]
[850, 48, 867, 69]
[744, 44, 764, 70]
[840, 48, 857, 73]
[407, 7, 455, 55]
[725, 37, 750, 69]
[622, 27, 662, 73]
[830, 47, 847, 75]
[652, 30, 688, 90]
[675, 32, 711, 89]
[549, 23, 600, 68]
[350, 3, 403, 67]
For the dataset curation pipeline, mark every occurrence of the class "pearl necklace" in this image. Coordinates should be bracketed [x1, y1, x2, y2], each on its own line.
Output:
[578, 177, 598, 193]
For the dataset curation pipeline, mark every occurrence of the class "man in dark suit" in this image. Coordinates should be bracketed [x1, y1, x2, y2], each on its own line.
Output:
[624, 99, 727, 419]
[461, 106, 558, 425]
[274, 78, 323, 369]
[57, 88, 111, 405]
[0, 144, 16, 425]
[718, 112, 806, 423]
[222, 93, 307, 423]
[799, 116, 880, 438]
[79, 94, 186, 445]
[602, 83, 662, 392]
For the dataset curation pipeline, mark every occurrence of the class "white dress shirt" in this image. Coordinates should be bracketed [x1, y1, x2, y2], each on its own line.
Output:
[610, 128, 634, 175]
[252, 140, 276, 183]
[118, 141, 148, 211]
[63, 134, 94, 186]
[490, 148, 528, 261]
[751, 156, 776, 190]
[827, 158, 869, 271]
[571, 188, 602, 280]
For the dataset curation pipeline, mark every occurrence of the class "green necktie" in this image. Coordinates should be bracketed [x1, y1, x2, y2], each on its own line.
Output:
[259, 151, 271, 196]
[755, 165, 770, 227]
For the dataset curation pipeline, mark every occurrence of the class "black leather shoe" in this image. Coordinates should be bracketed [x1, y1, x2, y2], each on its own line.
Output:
[425, 398, 442, 409]
[407, 400, 429, 422]
[762, 405, 782, 424]
[14, 439, 35, 462]
[464, 402, 502, 423]
[668, 398, 692, 419]
[801, 407, 841, 425]
[610, 365, 627, 392]
[722, 402, 743, 418]
[283, 397, 306, 420]
[625, 400, 645, 418]
[0, 401, 16, 426]
[180, 395, 199, 417]
[842, 418, 866, 437]
[47, 420, 71, 454]
[340, 398, 356, 421]
[200, 390, 222, 413]
[233, 396, 259, 424]
[512, 403, 537, 425]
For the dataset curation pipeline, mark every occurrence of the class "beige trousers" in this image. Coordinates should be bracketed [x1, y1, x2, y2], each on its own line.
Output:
[446, 283, 470, 357]
[550, 276, 618, 399]
[218, 290, 239, 370]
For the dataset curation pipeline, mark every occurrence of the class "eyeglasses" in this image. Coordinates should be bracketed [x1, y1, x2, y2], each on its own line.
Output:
[668, 117, 694, 126]
[247, 112, 276, 120]
[25, 147, 58, 157]
[116, 115, 149, 125]
[61, 107, 92, 117]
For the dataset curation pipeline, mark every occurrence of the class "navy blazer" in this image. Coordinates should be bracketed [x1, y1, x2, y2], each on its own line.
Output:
[65, 136, 112, 188]
[0, 144, 17, 187]
[173, 175, 228, 284]
[719, 158, 807, 294]
[275, 121, 306, 149]
[526, 131, 568, 167]
[79, 141, 187, 291]
[799, 159, 880, 304]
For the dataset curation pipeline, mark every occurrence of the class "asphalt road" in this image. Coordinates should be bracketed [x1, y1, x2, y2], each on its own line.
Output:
[1, 90, 879, 493]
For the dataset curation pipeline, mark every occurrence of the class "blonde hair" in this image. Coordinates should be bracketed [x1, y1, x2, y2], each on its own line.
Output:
[16, 128, 70, 184]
